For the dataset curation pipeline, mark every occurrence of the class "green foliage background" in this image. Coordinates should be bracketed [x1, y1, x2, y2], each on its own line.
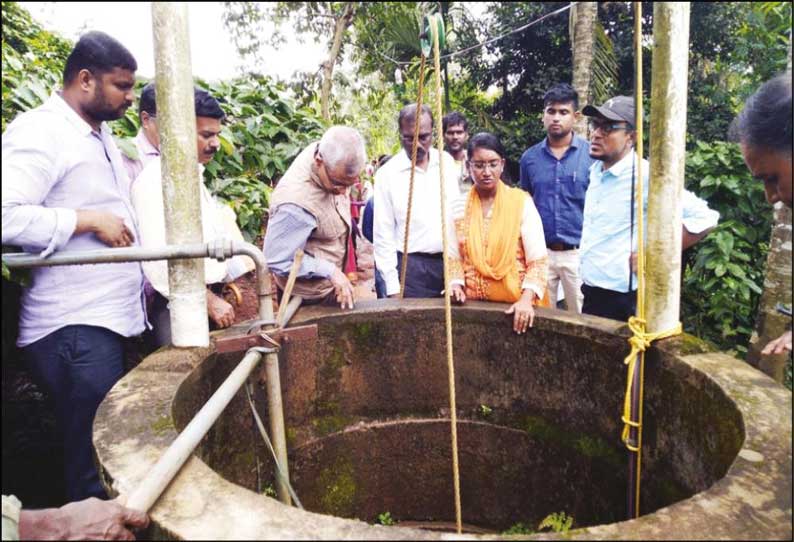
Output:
[682, 142, 773, 355]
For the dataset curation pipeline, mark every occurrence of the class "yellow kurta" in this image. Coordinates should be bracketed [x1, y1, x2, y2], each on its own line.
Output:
[448, 181, 549, 305]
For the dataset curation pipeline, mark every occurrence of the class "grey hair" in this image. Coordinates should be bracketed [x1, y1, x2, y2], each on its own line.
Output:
[318, 126, 367, 175]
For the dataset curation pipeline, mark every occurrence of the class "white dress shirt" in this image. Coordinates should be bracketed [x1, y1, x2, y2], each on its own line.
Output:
[373, 148, 462, 296]
[2, 92, 146, 346]
[131, 158, 254, 297]
[120, 130, 160, 185]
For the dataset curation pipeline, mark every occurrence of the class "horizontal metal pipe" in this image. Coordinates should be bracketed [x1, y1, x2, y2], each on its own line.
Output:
[2, 240, 273, 321]
[2, 243, 211, 268]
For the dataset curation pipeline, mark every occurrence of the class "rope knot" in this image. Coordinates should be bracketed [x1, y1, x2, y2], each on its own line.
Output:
[621, 320, 683, 447]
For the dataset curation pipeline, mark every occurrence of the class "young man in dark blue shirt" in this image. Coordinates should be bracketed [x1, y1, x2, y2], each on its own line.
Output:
[519, 83, 593, 312]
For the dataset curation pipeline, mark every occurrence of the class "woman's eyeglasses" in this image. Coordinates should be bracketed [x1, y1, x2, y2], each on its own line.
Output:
[469, 160, 502, 172]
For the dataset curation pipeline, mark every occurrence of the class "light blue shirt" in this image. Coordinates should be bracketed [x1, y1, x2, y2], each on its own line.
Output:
[580, 152, 719, 292]
[263, 204, 336, 279]
[2, 93, 147, 347]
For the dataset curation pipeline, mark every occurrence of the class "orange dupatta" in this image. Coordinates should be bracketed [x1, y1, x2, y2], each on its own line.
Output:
[464, 181, 525, 303]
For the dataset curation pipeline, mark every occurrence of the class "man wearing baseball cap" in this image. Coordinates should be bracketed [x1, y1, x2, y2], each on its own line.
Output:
[578, 96, 719, 321]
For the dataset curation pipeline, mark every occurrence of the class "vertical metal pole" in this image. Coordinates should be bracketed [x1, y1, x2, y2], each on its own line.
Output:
[264, 354, 290, 505]
[627, 2, 691, 520]
[251, 248, 291, 505]
[151, 3, 208, 347]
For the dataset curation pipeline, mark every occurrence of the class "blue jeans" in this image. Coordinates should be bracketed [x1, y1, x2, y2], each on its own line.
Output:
[374, 268, 387, 299]
[23, 325, 125, 502]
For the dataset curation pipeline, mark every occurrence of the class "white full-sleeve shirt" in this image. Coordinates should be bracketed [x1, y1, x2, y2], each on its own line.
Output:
[373, 148, 462, 296]
[131, 158, 254, 297]
[2, 92, 146, 346]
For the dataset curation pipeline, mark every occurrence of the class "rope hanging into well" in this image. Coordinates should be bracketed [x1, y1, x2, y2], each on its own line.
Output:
[400, 13, 463, 533]
[398, 55, 427, 298]
[428, 13, 463, 535]
[621, 1, 682, 519]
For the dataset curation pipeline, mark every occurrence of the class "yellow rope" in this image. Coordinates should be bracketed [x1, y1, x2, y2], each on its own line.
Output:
[430, 15, 463, 535]
[621, 317, 682, 447]
[398, 55, 427, 299]
[622, 2, 682, 518]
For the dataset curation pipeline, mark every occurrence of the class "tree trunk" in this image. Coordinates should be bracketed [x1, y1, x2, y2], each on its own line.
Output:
[747, 204, 792, 382]
[570, 2, 597, 136]
[320, 2, 356, 121]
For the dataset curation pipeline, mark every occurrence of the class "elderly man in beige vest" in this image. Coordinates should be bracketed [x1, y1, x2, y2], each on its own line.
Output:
[265, 126, 367, 309]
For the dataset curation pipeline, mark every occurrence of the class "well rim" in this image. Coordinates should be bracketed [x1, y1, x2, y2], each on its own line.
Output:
[94, 300, 792, 540]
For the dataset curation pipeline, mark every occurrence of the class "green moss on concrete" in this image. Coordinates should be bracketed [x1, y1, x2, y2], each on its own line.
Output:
[522, 415, 566, 442]
[318, 457, 357, 517]
[313, 413, 355, 436]
[574, 435, 623, 468]
[230, 449, 256, 474]
[667, 333, 714, 357]
[353, 320, 386, 350]
[519, 415, 624, 469]
[286, 427, 297, 447]
[151, 414, 175, 435]
[656, 477, 689, 504]
[322, 346, 346, 375]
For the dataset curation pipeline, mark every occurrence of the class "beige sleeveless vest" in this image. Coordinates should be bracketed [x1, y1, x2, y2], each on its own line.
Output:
[269, 142, 351, 301]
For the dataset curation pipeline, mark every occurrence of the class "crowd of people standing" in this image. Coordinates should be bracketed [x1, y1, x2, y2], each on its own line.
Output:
[1, 29, 791, 540]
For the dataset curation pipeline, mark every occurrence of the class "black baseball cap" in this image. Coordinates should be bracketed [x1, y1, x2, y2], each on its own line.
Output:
[582, 96, 635, 126]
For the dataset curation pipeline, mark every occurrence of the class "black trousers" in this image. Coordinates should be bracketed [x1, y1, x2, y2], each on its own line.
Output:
[396, 252, 444, 298]
[581, 284, 637, 322]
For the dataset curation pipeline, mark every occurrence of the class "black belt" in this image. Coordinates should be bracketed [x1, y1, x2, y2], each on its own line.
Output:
[397, 251, 444, 259]
[547, 242, 579, 251]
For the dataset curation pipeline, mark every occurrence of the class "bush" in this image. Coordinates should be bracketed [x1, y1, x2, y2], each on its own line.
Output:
[682, 140, 772, 355]
[2, 2, 71, 132]
[203, 77, 326, 240]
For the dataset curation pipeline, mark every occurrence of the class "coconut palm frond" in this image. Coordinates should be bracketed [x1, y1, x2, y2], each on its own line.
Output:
[591, 21, 619, 104]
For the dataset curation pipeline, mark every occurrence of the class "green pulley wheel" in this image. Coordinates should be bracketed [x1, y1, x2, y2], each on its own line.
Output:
[420, 12, 446, 57]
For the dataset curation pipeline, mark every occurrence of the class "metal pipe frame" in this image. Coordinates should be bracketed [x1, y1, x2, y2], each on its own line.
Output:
[2, 239, 272, 321]
[127, 346, 276, 512]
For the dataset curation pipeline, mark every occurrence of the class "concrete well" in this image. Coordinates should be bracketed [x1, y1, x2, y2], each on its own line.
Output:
[94, 300, 792, 539]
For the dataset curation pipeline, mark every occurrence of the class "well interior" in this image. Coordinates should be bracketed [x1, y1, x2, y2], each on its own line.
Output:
[173, 305, 744, 532]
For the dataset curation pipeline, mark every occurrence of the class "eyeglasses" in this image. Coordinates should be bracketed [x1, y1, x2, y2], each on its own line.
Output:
[470, 160, 502, 172]
[588, 120, 631, 135]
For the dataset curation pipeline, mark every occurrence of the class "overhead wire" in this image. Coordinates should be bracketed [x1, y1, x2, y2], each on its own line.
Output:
[358, 2, 577, 68]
